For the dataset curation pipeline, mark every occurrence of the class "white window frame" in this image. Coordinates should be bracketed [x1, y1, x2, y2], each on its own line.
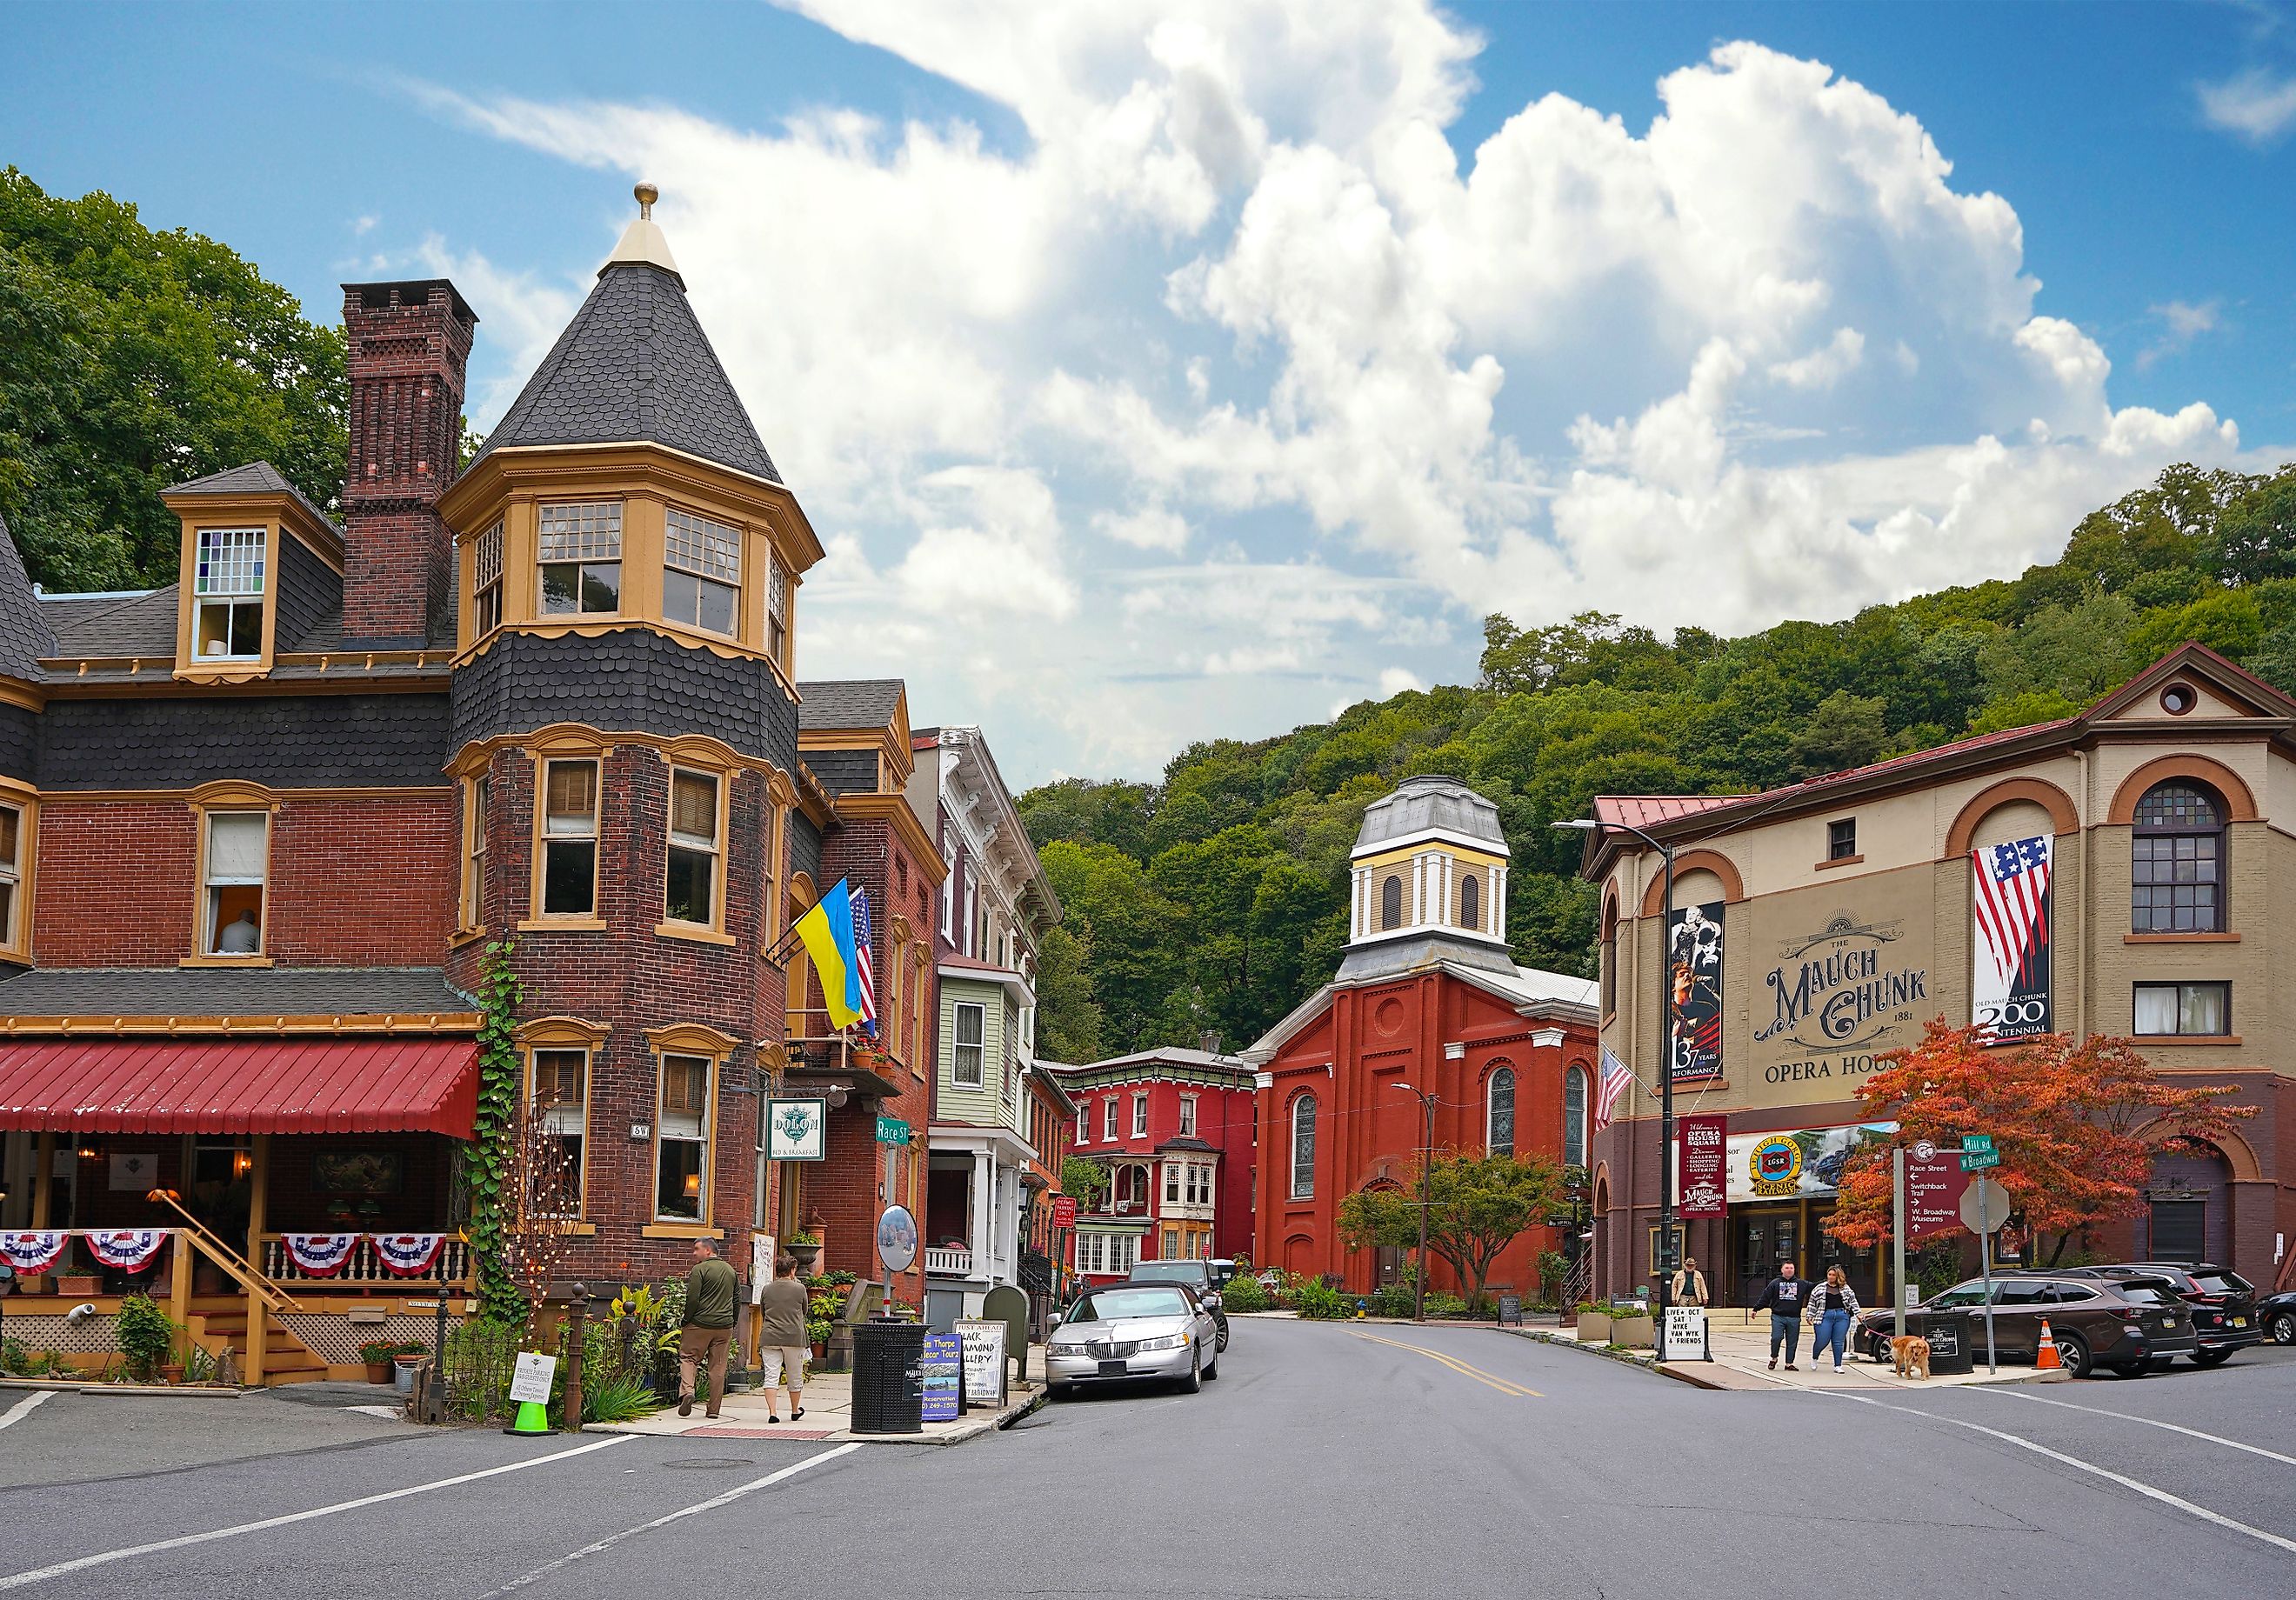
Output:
[665, 767, 723, 928]
[1131, 1091, 1148, 1138]
[539, 758, 601, 918]
[1178, 1094, 1198, 1137]
[529, 1047, 590, 1217]
[192, 526, 267, 660]
[951, 1001, 986, 1087]
[1102, 1097, 1118, 1140]
[1164, 1163, 1181, 1204]
[1077, 1105, 1088, 1144]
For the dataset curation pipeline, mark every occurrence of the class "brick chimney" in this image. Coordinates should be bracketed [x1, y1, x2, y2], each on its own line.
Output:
[339, 280, 477, 648]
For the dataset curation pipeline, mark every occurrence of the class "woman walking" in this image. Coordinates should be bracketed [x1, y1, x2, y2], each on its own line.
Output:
[1807, 1265, 1861, 1372]
[756, 1253, 810, 1423]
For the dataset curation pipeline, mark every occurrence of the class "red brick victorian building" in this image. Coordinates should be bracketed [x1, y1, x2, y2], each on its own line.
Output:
[0, 190, 919, 1378]
[1245, 777, 1599, 1303]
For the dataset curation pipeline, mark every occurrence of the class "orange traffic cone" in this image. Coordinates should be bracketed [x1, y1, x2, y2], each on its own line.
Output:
[2035, 1318, 2061, 1371]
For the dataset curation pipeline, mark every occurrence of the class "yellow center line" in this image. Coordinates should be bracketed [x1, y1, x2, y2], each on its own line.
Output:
[1351, 1330, 1541, 1397]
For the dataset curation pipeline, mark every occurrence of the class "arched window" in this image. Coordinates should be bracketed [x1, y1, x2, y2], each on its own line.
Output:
[1290, 1095, 1318, 1198]
[1379, 874, 1403, 931]
[1458, 871, 1480, 931]
[2132, 782, 2225, 932]
[1600, 903, 1617, 1016]
[1485, 1065, 1515, 1157]
[1564, 1064, 1588, 1169]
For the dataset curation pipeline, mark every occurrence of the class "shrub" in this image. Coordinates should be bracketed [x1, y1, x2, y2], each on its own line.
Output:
[1220, 1275, 1270, 1313]
[444, 1317, 523, 1421]
[1535, 1251, 1570, 1309]
[358, 1341, 401, 1364]
[0, 1337, 26, 1374]
[1423, 1292, 1471, 1320]
[580, 1369, 658, 1424]
[115, 1294, 176, 1382]
[1367, 1284, 1416, 1318]
[1291, 1277, 1348, 1320]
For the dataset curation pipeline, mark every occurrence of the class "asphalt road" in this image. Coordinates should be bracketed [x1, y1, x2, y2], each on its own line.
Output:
[3, 1324, 2293, 1597]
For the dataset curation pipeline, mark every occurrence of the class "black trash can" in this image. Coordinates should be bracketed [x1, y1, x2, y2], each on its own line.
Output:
[849, 1320, 925, 1436]
[1907, 1307, 1974, 1375]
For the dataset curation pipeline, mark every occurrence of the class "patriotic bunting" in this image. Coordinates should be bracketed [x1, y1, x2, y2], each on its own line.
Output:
[82, 1230, 169, 1272]
[370, 1234, 446, 1277]
[0, 1231, 70, 1275]
[280, 1233, 361, 1277]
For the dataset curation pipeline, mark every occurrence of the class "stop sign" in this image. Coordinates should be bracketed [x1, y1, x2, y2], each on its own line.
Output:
[1051, 1197, 1078, 1228]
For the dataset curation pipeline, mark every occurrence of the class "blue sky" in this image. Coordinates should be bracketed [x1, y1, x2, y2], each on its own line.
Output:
[8, 1, 2295, 783]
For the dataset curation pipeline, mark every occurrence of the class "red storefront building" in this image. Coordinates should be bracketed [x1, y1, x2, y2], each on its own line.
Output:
[1246, 777, 1599, 1303]
[1050, 1044, 1257, 1282]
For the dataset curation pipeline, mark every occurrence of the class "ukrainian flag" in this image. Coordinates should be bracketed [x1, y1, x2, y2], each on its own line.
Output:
[794, 877, 865, 1030]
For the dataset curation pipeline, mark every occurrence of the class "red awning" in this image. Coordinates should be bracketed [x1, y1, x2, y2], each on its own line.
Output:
[0, 1037, 479, 1137]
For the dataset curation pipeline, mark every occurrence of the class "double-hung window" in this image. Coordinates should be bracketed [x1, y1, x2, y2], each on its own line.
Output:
[665, 770, 720, 926]
[1131, 1092, 1148, 1138]
[951, 1002, 986, 1087]
[531, 1049, 587, 1214]
[537, 502, 621, 615]
[461, 777, 489, 929]
[203, 811, 268, 956]
[473, 519, 504, 636]
[766, 554, 790, 664]
[2133, 982, 2229, 1037]
[664, 507, 741, 637]
[1164, 1164, 1181, 1204]
[657, 1054, 711, 1221]
[540, 760, 599, 917]
[1077, 1107, 1088, 1144]
[193, 527, 266, 658]
[1102, 1097, 1118, 1141]
[1187, 1164, 1211, 1205]
[1178, 1095, 1198, 1137]
[0, 803, 21, 949]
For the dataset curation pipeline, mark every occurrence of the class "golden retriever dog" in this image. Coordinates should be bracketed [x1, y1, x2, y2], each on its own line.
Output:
[1890, 1335, 1932, 1379]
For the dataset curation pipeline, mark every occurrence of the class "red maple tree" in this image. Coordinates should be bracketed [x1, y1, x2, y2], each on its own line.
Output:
[1826, 1020, 2253, 1264]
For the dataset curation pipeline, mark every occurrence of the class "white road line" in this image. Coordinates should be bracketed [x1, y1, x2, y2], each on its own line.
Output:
[0, 1392, 54, 1434]
[0, 1433, 630, 1590]
[477, 1442, 863, 1597]
[1999, 1390, 2296, 1469]
[1815, 1390, 2296, 1557]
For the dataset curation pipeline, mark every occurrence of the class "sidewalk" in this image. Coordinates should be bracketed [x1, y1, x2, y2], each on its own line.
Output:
[1538, 1310, 2064, 1393]
[587, 1342, 1047, 1445]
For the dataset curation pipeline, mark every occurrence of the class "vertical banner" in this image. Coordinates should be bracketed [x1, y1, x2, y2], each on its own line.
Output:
[1665, 900, 1725, 1081]
[1972, 834, 2052, 1040]
[1677, 1112, 1728, 1217]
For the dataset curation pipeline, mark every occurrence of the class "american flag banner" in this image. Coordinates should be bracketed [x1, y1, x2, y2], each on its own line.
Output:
[851, 889, 879, 1037]
[1593, 1046, 1636, 1132]
[1972, 833, 2052, 1040]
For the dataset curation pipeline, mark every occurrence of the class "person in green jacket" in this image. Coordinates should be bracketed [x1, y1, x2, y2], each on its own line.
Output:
[678, 1238, 740, 1418]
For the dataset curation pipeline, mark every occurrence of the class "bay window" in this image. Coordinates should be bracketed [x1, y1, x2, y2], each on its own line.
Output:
[473, 518, 504, 636]
[665, 769, 721, 926]
[664, 507, 741, 637]
[540, 760, 599, 917]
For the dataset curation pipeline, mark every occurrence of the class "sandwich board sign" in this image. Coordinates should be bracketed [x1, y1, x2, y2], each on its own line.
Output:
[1661, 1305, 1709, 1361]
[920, 1333, 963, 1423]
[956, 1318, 1007, 1406]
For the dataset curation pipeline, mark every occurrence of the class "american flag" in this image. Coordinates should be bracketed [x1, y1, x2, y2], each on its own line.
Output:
[1972, 835, 2051, 997]
[851, 890, 879, 1037]
[1593, 1046, 1635, 1131]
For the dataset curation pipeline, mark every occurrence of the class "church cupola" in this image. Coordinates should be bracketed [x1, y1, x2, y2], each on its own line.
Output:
[1339, 775, 1512, 978]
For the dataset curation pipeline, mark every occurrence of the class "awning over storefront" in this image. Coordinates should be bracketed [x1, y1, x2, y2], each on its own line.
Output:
[0, 1037, 479, 1137]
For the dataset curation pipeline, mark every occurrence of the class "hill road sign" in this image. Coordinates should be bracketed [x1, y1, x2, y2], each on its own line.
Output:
[1961, 1134, 1994, 1153]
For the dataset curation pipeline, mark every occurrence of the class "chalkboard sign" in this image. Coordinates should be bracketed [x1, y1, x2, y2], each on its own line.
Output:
[1496, 1294, 1523, 1327]
[920, 1333, 963, 1423]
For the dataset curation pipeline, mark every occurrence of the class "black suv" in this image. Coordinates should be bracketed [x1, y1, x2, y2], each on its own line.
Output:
[2087, 1263, 2260, 1366]
[1857, 1272, 2195, 1377]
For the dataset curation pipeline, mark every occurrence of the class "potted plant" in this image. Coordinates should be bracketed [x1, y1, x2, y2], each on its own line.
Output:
[1575, 1302, 1611, 1343]
[785, 1234, 822, 1272]
[392, 1342, 428, 1396]
[359, 1340, 399, 1384]
[805, 1317, 831, 1360]
[1611, 1301, 1656, 1349]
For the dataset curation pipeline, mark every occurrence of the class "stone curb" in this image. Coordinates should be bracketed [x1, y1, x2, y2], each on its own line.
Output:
[1, 1377, 250, 1397]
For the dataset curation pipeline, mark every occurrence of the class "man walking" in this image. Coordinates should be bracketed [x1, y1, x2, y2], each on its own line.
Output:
[1671, 1255, 1710, 1307]
[678, 1237, 740, 1419]
[1748, 1260, 1805, 1370]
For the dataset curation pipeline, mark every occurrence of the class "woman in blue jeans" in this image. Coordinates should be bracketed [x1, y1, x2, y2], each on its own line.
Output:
[1808, 1266, 1861, 1371]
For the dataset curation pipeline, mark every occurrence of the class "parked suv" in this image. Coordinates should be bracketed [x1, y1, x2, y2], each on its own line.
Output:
[1123, 1260, 1229, 1350]
[2086, 1263, 2260, 1366]
[2258, 1287, 2296, 1346]
[1856, 1273, 2195, 1377]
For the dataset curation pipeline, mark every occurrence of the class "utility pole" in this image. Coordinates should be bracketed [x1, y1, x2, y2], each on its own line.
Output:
[1392, 1082, 1438, 1323]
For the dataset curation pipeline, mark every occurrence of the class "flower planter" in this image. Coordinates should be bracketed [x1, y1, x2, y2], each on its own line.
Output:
[56, 1275, 100, 1298]
[1576, 1311, 1611, 1343]
[364, 1361, 394, 1385]
[160, 1363, 185, 1386]
[1612, 1314, 1656, 1350]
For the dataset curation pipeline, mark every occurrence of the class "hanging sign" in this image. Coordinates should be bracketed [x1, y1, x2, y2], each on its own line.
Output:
[508, 1350, 557, 1404]
[83, 1230, 169, 1271]
[1665, 900, 1725, 1081]
[1972, 835, 2052, 1041]
[0, 1231, 71, 1275]
[920, 1333, 963, 1422]
[370, 1234, 447, 1277]
[281, 1233, 361, 1277]
[955, 1318, 1008, 1406]
[1726, 1122, 1896, 1203]
[765, 1098, 828, 1161]
[1676, 1113, 1728, 1217]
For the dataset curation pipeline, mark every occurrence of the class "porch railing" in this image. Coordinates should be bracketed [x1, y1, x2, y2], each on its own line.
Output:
[924, 1246, 974, 1277]
[260, 1235, 471, 1287]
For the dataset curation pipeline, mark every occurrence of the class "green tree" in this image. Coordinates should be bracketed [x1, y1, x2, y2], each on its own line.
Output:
[1038, 840, 1183, 1052]
[1, 168, 345, 590]
[1033, 923, 1105, 1063]
[1059, 1155, 1110, 1210]
[1335, 1150, 1570, 1308]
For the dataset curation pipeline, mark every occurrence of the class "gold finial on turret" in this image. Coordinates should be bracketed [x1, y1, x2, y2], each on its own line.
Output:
[635, 182, 659, 220]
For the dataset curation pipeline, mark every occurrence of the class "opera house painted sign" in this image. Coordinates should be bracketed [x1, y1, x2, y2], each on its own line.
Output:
[1747, 873, 1936, 1102]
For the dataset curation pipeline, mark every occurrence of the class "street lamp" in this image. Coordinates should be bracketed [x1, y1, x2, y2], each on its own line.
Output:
[1553, 814, 1678, 1343]
[1391, 1081, 1438, 1324]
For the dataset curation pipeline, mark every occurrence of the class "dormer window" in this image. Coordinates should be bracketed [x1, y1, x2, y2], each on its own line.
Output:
[537, 501, 622, 615]
[664, 507, 740, 637]
[193, 528, 267, 658]
[473, 518, 504, 635]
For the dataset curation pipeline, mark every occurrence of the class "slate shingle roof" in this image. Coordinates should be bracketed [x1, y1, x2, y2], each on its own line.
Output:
[0, 965, 472, 1018]
[165, 460, 341, 535]
[797, 678, 904, 731]
[0, 517, 58, 677]
[465, 261, 781, 486]
[38, 586, 179, 658]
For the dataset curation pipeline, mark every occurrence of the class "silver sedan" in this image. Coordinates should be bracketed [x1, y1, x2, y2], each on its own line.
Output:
[1045, 1283, 1221, 1398]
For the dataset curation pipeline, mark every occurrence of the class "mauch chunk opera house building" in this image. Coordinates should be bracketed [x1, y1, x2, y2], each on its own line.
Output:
[1577, 643, 2296, 1310]
[0, 190, 856, 1380]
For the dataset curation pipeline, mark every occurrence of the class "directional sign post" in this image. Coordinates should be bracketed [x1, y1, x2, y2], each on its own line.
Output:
[1956, 1145, 2006, 1376]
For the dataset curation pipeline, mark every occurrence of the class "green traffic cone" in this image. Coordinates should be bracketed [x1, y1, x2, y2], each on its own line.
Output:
[506, 1399, 551, 1435]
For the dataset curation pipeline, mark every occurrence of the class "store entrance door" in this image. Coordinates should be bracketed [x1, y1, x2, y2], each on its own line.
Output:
[1811, 1202, 1883, 1307]
[1733, 1207, 1799, 1308]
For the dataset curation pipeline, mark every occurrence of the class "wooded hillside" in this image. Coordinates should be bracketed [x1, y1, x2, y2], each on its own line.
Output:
[1020, 461, 2296, 1063]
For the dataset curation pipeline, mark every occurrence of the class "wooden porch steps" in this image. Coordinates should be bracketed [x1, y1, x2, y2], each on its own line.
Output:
[199, 1310, 327, 1384]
